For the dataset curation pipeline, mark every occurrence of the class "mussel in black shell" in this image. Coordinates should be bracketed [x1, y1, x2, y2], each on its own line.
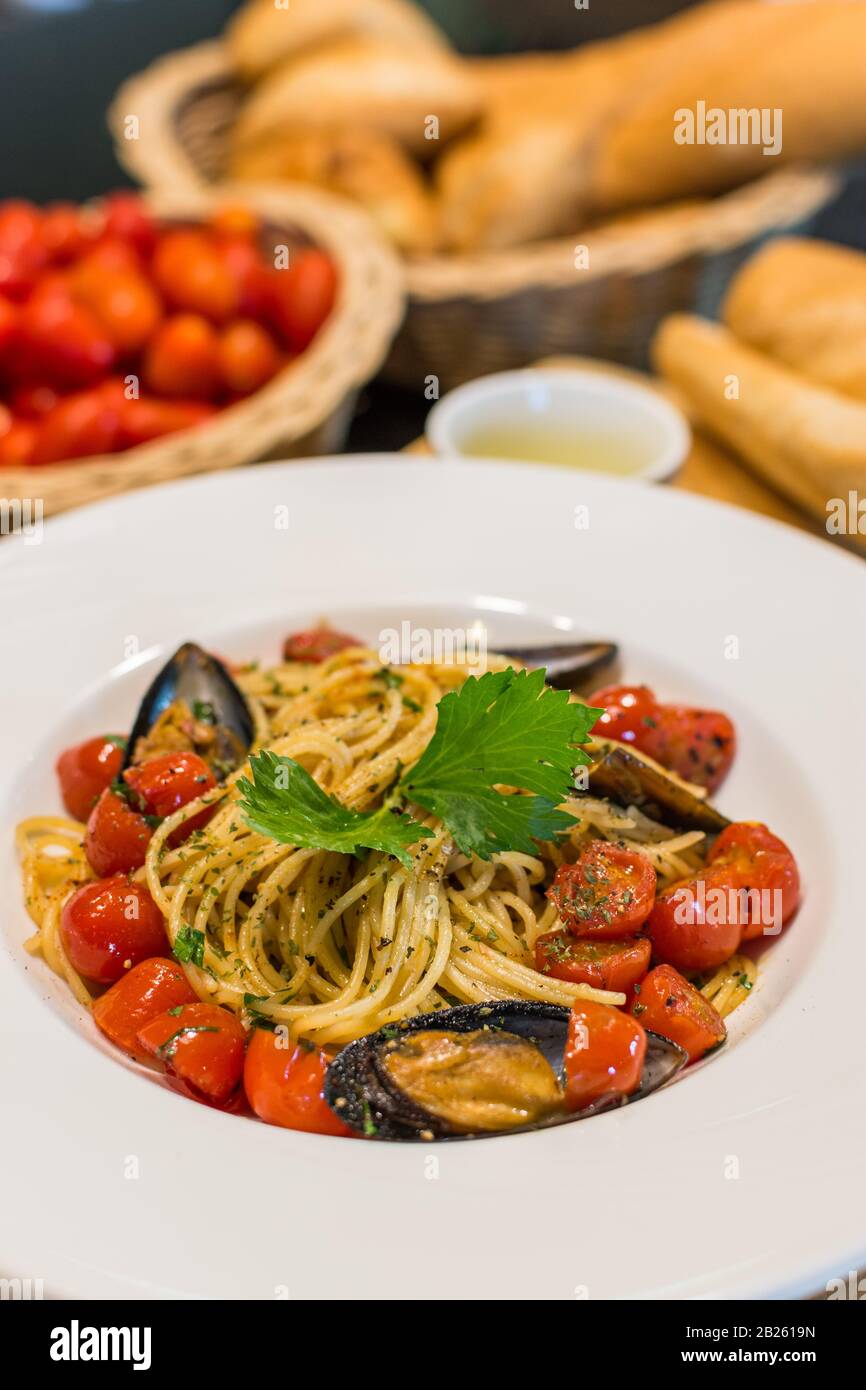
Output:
[123, 642, 255, 778]
[324, 1000, 688, 1141]
[587, 740, 730, 834]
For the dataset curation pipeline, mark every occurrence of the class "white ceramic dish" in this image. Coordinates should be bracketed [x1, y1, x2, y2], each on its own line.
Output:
[1, 456, 864, 1301]
[425, 368, 691, 481]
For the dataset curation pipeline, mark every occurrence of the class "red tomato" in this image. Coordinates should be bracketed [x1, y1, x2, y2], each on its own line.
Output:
[645, 863, 744, 972]
[30, 381, 123, 465]
[590, 683, 736, 793]
[562, 999, 647, 1111]
[143, 314, 221, 399]
[707, 822, 799, 941]
[217, 319, 280, 395]
[124, 752, 216, 844]
[0, 204, 47, 301]
[56, 734, 125, 821]
[72, 265, 162, 354]
[210, 204, 259, 240]
[547, 841, 656, 939]
[269, 249, 337, 352]
[630, 964, 726, 1063]
[215, 235, 272, 318]
[152, 229, 238, 323]
[0, 417, 37, 465]
[281, 626, 361, 663]
[76, 237, 142, 276]
[41, 203, 94, 264]
[100, 192, 158, 259]
[18, 290, 115, 388]
[92, 957, 198, 1063]
[535, 931, 651, 993]
[0, 294, 19, 359]
[0, 200, 43, 254]
[138, 1002, 246, 1105]
[244, 1029, 353, 1136]
[60, 876, 166, 984]
[10, 383, 60, 418]
[84, 787, 153, 877]
[117, 394, 215, 448]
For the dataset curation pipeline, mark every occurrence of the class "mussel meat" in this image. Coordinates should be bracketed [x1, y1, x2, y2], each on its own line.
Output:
[499, 641, 618, 691]
[123, 641, 255, 778]
[586, 740, 730, 834]
[324, 1000, 688, 1141]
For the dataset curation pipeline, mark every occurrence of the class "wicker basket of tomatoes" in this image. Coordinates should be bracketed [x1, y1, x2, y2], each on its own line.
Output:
[0, 184, 404, 516]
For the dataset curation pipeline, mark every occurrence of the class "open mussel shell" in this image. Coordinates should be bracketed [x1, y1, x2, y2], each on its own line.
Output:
[122, 641, 255, 774]
[324, 1000, 688, 1142]
[587, 740, 730, 833]
[499, 641, 618, 691]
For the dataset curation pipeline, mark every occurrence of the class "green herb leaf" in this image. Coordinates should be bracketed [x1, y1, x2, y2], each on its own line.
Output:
[237, 749, 431, 869]
[174, 925, 205, 968]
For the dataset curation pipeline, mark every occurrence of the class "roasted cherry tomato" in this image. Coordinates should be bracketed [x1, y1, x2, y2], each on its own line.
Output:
[123, 751, 216, 844]
[152, 229, 238, 323]
[244, 1029, 354, 1136]
[92, 956, 197, 1062]
[100, 192, 158, 259]
[56, 734, 125, 821]
[71, 265, 162, 354]
[645, 863, 743, 972]
[117, 394, 215, 448]
[143, 313, 221, 399]
[84, 787, 153, 877]
[217, 319, 280, 394]
[138, 1002, 246, 1106]
[590, 683, 736, 793]
[547, 841, 656, 939]
[562, 999, 647, 1111]
[269, 249, 337, 352]
[630, 964, 726, 1063]
[281, 626, 361, 663]
[707, 822, 800, 941]
[535, 931, 651, 993]
[30, 380, 124, 465]
[60, 876, 166, 984]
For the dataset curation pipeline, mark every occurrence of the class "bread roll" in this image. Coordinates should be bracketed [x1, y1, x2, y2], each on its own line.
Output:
[233, 37, 481, 157]
[229, 126, 439, 253]
[653, 313, 866, 531]
[227, 0, 448, 81]
[589, 0, 866, 213]
[723, 237, 866, 402]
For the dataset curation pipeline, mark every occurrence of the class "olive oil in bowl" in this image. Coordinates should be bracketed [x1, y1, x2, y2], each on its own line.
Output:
[459, 423, 653, 475]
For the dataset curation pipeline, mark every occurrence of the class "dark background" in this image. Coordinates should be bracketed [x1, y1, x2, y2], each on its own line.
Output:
[1, 0, 863, 450]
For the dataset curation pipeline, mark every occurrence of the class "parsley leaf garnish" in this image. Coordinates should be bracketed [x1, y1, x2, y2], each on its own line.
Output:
[174, 925, 205, 967]
[237, 667, 600, 865]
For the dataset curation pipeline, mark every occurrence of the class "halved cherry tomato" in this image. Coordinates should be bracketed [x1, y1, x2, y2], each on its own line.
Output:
[562, 999, 647, 1111]
[60, 876, 166, 984]
[152, 229, 238, 323]
[217, 319, 280, 394]
[707, 822, 799, 941]
[244, 1028, 354, 1136]
[117, 394, 215, 448]
[269, 248, 337, 352]
[535, 931, 651, 993]
[56, 734, 125, 821]
[84, 787, 153, 877]
[100, 192, 158, 259]
[123, 751, 216, 844]
[71, 265, 162, 354]
[590, 683, 736, 793]
[547, 841, 656, 940]
[30, 380, 124, 465]
[92, 956, 197, 1062]
[281, 626, 361, 663]
[630, 964, 726, 1063]
[0, 416, 37, 465]
[143, 313, 221, 399]
[138, 1002, 246, 1105]
[645, 863, 743, 972]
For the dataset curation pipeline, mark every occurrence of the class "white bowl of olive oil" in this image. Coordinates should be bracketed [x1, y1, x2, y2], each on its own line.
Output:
[425, 367, 690, 482]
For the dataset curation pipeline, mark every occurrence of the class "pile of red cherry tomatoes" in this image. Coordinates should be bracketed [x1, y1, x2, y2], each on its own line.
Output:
[0, 193, 338, 467]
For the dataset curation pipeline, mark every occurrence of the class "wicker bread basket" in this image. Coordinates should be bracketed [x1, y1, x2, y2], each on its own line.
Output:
[0, 179, 404, 516]
[109, 40, 840, 391]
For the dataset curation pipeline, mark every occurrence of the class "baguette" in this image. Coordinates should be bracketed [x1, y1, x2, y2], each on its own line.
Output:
[723, 237, 866, 402]
[589, 0, 866, 213]
[227, 0, 448, 82]
[652, 314, 866, 535]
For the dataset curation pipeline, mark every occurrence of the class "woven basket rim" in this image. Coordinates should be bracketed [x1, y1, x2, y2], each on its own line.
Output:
[108, 39, 841, 304]
[0, 181, 405, 511]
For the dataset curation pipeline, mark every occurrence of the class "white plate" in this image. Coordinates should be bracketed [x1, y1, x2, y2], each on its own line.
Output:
[1, 456, 864, 1301]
